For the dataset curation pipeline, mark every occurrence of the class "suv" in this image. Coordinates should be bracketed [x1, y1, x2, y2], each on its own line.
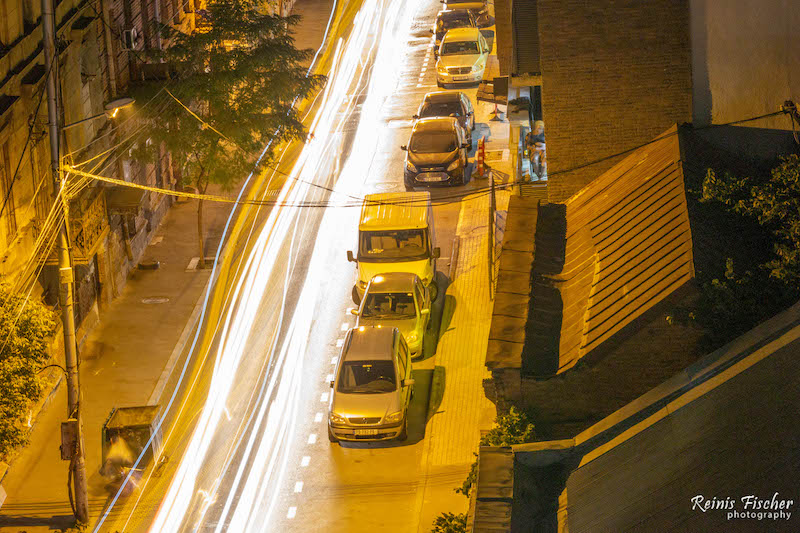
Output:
[413, 91, 475, 145]
[436, 27, 489, 87]
[328, 327, 415, 443]
[352, 273, 431, 357]
[402, 117, 470, 188]
[432, 9, 477, 50]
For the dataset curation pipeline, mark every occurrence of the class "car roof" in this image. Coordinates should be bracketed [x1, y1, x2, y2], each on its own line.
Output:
[423, 91, 462, 104]
[366, 272, 419, 293]
[343, 326, 397, 361]
[413, 116, 458, 132]
[360, 192, 430, 231]
[442, 27, 482, 42]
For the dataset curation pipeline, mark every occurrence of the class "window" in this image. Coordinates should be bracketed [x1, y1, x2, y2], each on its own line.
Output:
[359, 229, 428, 261]
[398, 338, 409, 377]
[1, 142, 17, 240]
[337, 360, 396, 394]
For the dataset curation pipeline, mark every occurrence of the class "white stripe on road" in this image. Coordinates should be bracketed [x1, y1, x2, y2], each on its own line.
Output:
[308, 434, 317, 444]
[301, 456, 310, 467]
[287, 507, 297, 519]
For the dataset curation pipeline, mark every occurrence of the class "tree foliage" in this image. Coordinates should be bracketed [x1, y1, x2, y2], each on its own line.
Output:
[456, 407, 535, 496]
[431, 512, 467, 533]
[684, 154, 800, 349]
[0, 286, 56, 460]
[133, 0, 324, 264]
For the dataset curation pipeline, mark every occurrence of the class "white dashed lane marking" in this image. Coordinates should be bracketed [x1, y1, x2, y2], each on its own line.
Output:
[294, 481, 304, 493]
[336, 338, 344, 347]
[325, 374, 333, 383]
[340, 323, 349, 331]
[308, 434, 317, 444]
[320, 392, 329, 402]
[287, 507, 297, 519]
[315, 412, 324, 423]
[301, 456, 310, 467]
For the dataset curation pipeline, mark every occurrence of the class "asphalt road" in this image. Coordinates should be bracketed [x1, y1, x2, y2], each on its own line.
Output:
[95, 0, 492, 530]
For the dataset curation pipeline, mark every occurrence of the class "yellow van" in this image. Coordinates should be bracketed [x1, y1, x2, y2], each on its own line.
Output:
[347, 192, 440, 303]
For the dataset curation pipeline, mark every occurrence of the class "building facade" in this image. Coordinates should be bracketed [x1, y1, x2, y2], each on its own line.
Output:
[0, 0, 200, 339]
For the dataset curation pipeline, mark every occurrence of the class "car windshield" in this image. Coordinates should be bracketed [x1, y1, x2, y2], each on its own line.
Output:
[438, 13, 471, 31]
[420, 101, 462, 118]
[441, 40, 478, 55]
[338, 360, 397, 393]
[362, 292, 416, 319]
[359, 229, 428, 261]
[409, 130, 458, 153]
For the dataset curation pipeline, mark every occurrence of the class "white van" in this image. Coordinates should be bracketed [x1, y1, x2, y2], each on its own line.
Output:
[347, 192, 440, 303]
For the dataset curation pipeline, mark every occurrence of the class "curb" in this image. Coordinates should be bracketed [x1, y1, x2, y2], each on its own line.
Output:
[426, 365, 446, 421]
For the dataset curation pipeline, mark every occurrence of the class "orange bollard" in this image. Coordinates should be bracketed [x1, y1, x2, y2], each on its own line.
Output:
[476, 136, 486, 178]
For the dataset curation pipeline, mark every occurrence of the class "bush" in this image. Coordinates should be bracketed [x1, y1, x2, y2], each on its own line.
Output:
[431, 512, 466, 533]
[685, 155, 800, 349]
[456, 407, 535, 496]
[0, 285, 56, 460]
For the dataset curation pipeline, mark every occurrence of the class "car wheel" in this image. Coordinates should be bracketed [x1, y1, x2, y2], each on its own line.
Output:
[428, 280, 439, 302]
[352, 285, 361, 305]
[396, 418, 408, 442]
[328, 425, 339, 443]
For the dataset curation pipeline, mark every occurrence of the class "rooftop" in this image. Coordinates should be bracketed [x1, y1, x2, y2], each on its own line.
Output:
[343, 326, 397, 362]
[360, 192, 430, 231]
[526, 125, 695, 375]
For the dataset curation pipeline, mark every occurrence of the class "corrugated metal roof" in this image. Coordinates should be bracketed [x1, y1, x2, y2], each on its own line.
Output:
[360, 192, 431, 231]
[527, 126, 694, 374]
[512, 0, 540, 76]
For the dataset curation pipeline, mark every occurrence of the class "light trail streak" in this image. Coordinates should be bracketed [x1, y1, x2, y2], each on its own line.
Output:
[99, 0, 424, 530]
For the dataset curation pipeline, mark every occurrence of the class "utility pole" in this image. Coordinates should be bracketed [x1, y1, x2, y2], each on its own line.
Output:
[41, 0, 90, 523]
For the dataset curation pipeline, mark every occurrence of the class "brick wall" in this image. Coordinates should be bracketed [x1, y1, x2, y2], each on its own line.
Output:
[536, 0, 693, 203]
[486, 295, 703, 439]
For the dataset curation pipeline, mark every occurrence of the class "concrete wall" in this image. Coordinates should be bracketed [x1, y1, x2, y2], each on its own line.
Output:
[691, 0, 800, 130]
[536, 0, 693, 203]
[486, 295, 702, 440]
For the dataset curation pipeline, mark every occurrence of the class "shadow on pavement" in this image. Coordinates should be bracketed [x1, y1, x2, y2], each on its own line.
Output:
[426, 365, 445, 423]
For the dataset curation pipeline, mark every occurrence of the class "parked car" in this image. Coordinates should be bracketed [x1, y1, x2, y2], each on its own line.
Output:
[347, 192, 440, 303]
[413, 91, 475, 145]
[431, 8, 477, 50]
[402, 117, 470, 188]
[436, 27, 490, 87]
[328, 326, 415, 443]
[352, 273, 431, 357]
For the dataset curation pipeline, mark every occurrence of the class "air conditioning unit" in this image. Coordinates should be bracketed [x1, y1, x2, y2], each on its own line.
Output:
[121, 28, 139, 51]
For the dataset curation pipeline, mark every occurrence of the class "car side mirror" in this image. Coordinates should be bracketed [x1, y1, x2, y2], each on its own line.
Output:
[329, 380, 334, 388]
[462, 142, 470, 148]
[466, 111, 473, 117]
[403, 378, 415, 387]
[347, 250, 356, 262]
[400, 145, 408, 151]
[350, 308, 359, 316]
[429, 28, 434, 34]
[412, 114, 419, 120]
[433, 247, 441, 258]
[420, 308, 430, 316]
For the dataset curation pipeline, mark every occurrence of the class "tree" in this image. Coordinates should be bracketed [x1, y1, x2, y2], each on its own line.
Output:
[0, 285, 57, 460]
[431, 512, 467, 533]
[456, 407, 535, 496]
[134, 1, 324, 267]
[681, 155, 800, 349]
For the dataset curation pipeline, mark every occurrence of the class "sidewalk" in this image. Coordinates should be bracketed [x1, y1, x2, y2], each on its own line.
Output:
[0, 190, 236, 532]
[0, 1, 333, 530]
[415, 101, 513, 530]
